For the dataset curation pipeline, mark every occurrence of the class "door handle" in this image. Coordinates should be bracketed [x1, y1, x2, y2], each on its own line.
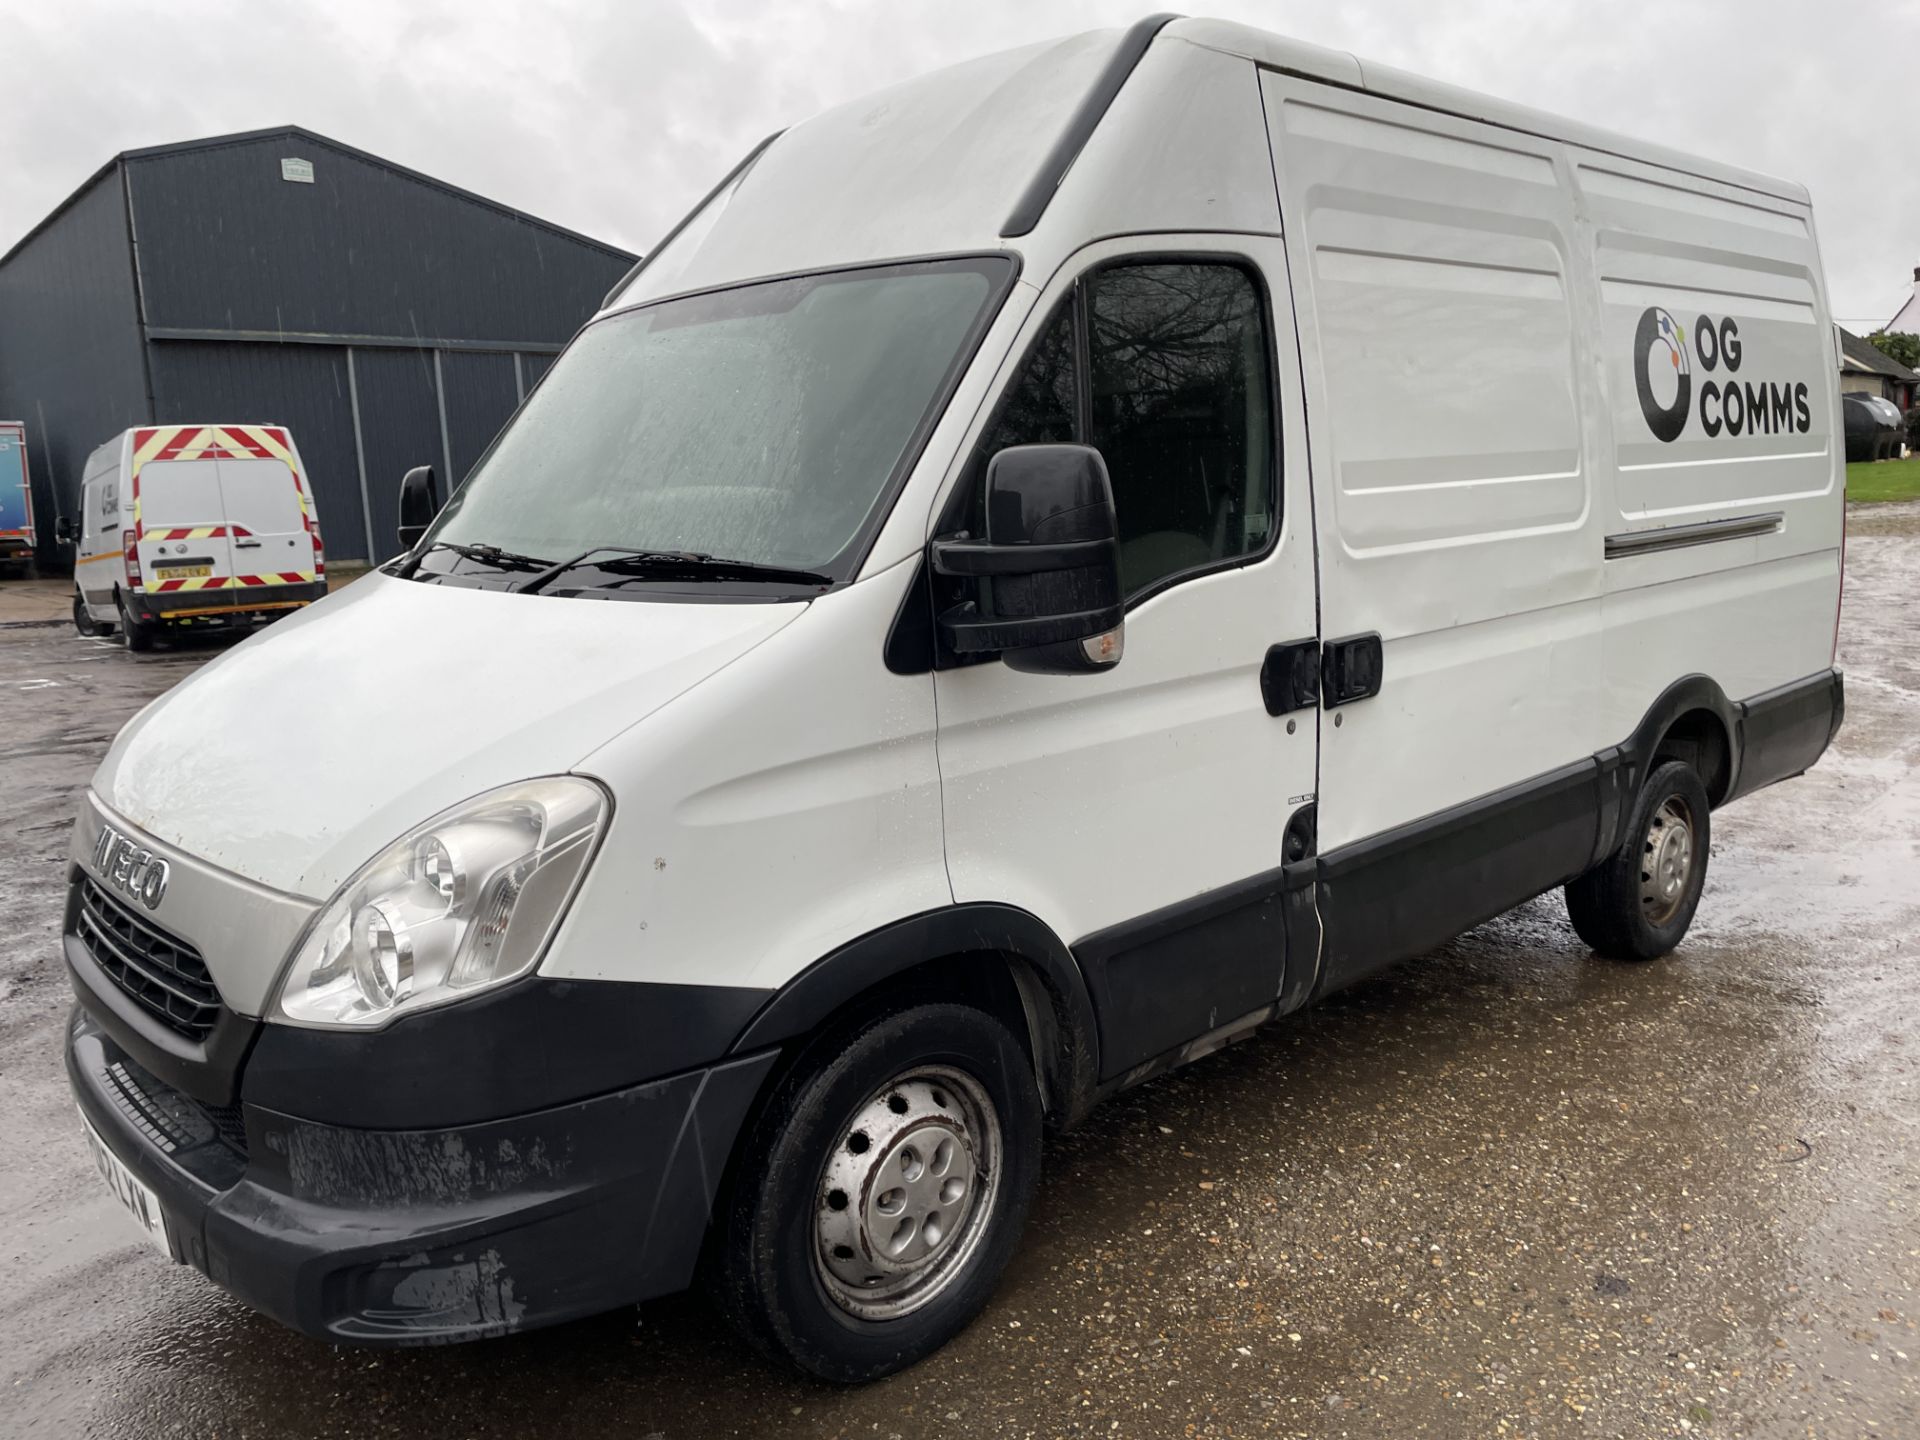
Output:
[1322, 632, 1383, 707]
[233, 538, 263, 549]
[1260, 638, 1320, 717]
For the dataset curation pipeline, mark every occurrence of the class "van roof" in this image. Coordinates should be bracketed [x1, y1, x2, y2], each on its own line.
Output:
[612, 14, 1809, 312]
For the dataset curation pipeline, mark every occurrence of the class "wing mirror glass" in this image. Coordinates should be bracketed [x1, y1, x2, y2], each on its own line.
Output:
[397, 465, 439, 551]
[931, 444, 1124, 675]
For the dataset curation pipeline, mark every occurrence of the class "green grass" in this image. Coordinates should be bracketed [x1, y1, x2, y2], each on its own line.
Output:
[1846, 453, 1920, 503]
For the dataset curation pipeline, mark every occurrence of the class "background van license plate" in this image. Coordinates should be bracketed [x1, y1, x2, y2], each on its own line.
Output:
[78, 1109, 171, 1257]
[154, 564, 211, 580]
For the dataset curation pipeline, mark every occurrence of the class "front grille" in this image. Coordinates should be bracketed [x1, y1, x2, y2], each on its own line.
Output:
[98, 1046, 248, 1186]
[73, 875, 222, 1041]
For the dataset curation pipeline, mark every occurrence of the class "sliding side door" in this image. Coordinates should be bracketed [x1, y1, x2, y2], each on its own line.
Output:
[1262, 73, 1610, 992]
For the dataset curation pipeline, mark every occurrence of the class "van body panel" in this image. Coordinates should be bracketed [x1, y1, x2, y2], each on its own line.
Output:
[1031, 39, 1281, 245]
[931, 234, 1320, 1077]
[1572, 145, 1842, 747]
[93, 570, 804, 899]
[136, 459, 236, 586]
[613, 29, 1125, 311]
[554, 558, 951, 993]
[216, 456, 314, 579]
[74, 435, 132, 613]
[1177, 19, 1803, 205]
[1263, 72, 1607, 855]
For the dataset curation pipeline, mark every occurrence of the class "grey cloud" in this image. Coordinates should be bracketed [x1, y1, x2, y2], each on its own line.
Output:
[1, 0, 1913, 324]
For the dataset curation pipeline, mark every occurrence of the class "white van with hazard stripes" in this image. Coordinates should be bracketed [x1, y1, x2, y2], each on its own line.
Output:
[62, 19, 1844, 1384]
[66, 423, 327, 649]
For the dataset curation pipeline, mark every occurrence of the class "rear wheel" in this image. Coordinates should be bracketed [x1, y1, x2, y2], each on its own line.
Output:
[117, 594, 155, 652]
[715, 1002, 1042, 1383]
[1565, 759, 1710, 960]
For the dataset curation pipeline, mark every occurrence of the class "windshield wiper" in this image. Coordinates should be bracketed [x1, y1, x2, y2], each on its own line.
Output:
[518, 546, 833, 595]
[399, 540, 555, 579]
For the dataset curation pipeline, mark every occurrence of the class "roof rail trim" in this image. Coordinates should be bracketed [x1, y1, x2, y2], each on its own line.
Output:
[999, 12, 1181, 240]
[601, 130, 786, 310]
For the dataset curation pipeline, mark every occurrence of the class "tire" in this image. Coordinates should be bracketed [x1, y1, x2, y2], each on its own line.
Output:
[117, 594, 154, 652]
[715, 1002, 1043, 1383]
[72, 591, 99, 637]
[1565, 759, 1711, 960]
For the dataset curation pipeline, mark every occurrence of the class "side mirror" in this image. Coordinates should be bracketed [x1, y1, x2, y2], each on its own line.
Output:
[931, 444, 1124, 674]
[53, 515, 74, 545]
[397, 465, 439, 551]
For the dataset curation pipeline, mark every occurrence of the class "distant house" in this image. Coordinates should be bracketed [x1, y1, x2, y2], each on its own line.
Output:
[1886, 262, 1920, 336]
[1837, 326, 1918, 410]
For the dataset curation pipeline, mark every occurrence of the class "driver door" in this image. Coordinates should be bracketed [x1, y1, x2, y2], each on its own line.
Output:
[933, 237, 1321, 1083]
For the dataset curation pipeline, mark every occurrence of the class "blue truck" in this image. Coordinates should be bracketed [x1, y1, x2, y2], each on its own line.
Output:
[0, 422, 34, 578]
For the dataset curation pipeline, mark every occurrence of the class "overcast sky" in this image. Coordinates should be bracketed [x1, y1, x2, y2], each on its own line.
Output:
[2, 0, 1914, 329]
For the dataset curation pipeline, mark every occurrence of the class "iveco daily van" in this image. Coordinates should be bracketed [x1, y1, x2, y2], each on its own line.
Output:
[61, 423, 328, 648]
[64, 17, 1845, 1381]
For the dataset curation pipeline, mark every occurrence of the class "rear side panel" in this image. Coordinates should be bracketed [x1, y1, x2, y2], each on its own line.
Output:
[1574, 152, 1842, 742]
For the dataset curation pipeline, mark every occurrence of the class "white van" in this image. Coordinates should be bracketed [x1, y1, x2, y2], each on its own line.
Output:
[63, 423, 327, 648]
[63, 19, 1843, 1380]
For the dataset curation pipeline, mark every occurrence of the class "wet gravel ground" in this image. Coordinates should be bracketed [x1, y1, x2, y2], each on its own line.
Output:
[2, 509, 1916, 1439]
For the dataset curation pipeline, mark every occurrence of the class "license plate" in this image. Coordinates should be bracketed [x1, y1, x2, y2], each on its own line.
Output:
[77, 1109, 172, 1258]
[154, 564, 212, 580]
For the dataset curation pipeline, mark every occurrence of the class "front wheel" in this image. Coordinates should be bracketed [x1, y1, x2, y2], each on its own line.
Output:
[1565, 759, 1711, 960]
[714, 1002, 1042, 1383]
[72, 590, 102, 637]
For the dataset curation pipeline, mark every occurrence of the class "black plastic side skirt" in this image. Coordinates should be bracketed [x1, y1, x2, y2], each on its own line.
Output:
[1312, 758, 1604, 1001]
[1728, 669, 1845, 803]
[1073, 867, 1294, 1084]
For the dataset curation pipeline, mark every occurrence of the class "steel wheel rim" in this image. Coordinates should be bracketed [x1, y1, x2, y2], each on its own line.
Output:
[813, 1064, 1001, 1322]
[1639, 794, 1696, 925]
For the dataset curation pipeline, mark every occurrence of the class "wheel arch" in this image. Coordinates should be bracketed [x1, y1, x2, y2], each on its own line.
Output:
[729, 904, 1102, 1130]
[1621, 675, 1740, 807]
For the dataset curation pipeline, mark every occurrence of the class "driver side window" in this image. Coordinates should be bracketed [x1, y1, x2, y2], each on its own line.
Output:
[967, 259, 1276, 600]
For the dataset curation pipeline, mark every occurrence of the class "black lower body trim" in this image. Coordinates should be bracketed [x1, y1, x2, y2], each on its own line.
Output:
[1729, 669, 1844, 803]
[1074, 868, 1293, 1083]
[1313, 758, 1602, 999]
[126, 580, 327, 625]
[1311, 667, 1844, 999]
[242, 975, 772, 1130]
[68, 1006, 776, 1346]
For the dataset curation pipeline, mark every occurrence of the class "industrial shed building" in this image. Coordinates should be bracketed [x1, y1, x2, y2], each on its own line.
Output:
[0, 126, 634, 568]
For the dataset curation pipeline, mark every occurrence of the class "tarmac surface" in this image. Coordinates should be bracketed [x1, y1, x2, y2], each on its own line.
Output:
[1, 509, 1916, 1439]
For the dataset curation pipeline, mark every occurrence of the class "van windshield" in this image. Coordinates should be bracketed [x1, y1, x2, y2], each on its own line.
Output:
[423, 256, 1012, 587]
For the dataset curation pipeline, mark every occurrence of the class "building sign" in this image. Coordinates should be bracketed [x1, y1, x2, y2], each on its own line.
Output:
[280, 157, 315, 184]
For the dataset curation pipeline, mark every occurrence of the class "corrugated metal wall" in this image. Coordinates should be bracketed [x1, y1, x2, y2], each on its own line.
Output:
[350, 347, 444, 561]
[0, 127, 631, 569]
[0, 173, 151, 566]
[127, 133, 626, 346]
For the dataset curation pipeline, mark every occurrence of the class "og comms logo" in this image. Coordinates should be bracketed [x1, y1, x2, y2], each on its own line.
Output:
[1633, 306, 1811, 443]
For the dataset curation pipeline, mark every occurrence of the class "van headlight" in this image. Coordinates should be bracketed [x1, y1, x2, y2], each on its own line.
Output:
[270, 777, 609, 1029]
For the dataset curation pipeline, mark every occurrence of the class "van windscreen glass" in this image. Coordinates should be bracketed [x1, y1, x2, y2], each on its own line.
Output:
[423, 256, 1012, 588]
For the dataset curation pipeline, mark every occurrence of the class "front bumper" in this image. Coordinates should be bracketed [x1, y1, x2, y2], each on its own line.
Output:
[66, 1006, 774, 1344]
[125, 581, 326, 626]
